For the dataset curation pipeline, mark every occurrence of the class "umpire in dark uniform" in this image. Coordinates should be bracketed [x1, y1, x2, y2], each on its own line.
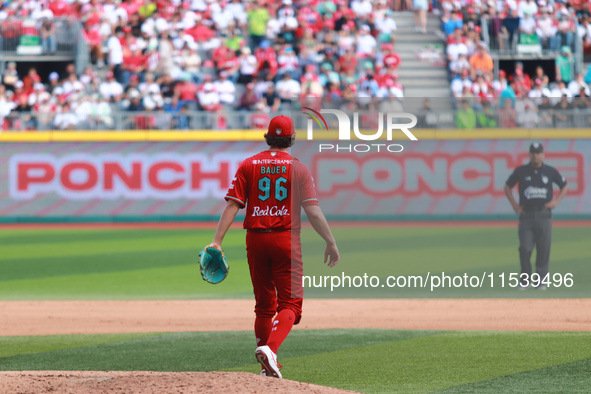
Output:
[504, 143, 569, 289]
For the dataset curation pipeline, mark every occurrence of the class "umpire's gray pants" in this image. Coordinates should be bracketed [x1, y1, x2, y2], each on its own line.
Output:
[518, 208, 552, 280]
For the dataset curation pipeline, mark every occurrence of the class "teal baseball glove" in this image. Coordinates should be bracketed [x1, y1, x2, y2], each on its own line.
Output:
[198, 245, 229, 284]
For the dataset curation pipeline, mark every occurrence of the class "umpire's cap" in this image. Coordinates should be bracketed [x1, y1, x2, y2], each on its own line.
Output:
[529, 143, 544, 153]
[268, 115, 294, 137]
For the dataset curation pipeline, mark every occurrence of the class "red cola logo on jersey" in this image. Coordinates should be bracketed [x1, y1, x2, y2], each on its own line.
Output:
[302, 107, 418, 153]
[252, 205, 290, 217]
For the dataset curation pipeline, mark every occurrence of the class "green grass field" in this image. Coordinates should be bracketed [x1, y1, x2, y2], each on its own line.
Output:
[1, 225, 590, 393]
[1, 226, 590, 299]
[1, 330, 591, 393]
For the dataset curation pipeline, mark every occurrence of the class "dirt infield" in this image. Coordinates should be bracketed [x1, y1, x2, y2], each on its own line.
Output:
[1, 299, 589, 393]
[0, 371, 358, 394]
[1, 299, 590, 336]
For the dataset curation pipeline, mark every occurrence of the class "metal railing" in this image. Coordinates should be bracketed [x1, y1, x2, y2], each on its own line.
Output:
[480, 14, 582, 64]
[0, 110, 285, 131]
[0, 17, 81, 57]
[2, 104, 590, 132]
[426, 106, 591, 129]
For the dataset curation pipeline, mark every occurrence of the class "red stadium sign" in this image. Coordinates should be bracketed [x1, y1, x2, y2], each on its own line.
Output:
[8, 151, 584, 201]
[312, 152, 583, 198]
[9, 154, 250, 200]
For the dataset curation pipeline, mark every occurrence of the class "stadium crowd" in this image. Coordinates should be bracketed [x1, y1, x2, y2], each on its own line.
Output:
[0, 0, 590, 130]
[441, 0, 591, 128]
[1, 0, 406, 130]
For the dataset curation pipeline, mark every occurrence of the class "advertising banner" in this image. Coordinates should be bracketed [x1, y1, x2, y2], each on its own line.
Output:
[0, 140, 589, 220]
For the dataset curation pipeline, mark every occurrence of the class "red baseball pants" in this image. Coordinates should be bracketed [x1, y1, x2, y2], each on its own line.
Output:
[245, 230, 303, 325]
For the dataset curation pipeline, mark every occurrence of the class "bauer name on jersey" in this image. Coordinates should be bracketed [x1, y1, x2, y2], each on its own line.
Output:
[225, 151, 318, 231]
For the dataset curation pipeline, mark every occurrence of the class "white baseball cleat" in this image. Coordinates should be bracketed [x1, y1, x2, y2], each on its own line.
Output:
[260, 370, 266, 376]
[255, 345, 282, 379]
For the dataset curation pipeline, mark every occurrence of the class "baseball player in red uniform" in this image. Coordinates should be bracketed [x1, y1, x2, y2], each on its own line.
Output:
[208, 115, 339, 379]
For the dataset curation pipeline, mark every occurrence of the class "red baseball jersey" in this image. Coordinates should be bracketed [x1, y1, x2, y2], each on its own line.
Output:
[225, 151, 318, 231]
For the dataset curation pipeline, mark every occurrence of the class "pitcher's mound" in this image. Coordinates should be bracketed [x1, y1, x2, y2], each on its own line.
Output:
[0, 371, 357, 393]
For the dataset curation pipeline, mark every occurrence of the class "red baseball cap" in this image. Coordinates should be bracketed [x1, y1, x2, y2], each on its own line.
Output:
[267, 115, 294, 137]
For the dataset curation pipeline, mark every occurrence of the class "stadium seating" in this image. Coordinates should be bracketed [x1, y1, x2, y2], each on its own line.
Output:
[0, 0, 589, 131]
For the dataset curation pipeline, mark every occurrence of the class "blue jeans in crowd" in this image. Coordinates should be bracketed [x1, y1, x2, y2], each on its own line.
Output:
[42, 35, 57, 53]
[539, 35, 559, 51]
[559, 31, 574, 49]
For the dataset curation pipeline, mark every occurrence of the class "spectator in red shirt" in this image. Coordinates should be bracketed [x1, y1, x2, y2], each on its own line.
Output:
[381, 44, 401, 70]
[184, 16, 215, 43]
[175, 74, 198, 108]
[319, 12, 335, 32]
[2, 17, 21, 52]
[299, 2, 321, 27]
[84, 24, 104, 66]
[12, 80, 28, 105]
[121, 28, 139, 58]
[511, 62, 532, 91]
[84, 8, 102, 28]
[213, 42, 232, 68]
[122, 45, 147, 85]
[338, 47, 358, 76]
[121, 0, 142, 19]
[214, 43, 241, 80]
[512, 70, 531, 97]
[49, 0, 71, 17]
[22, 68, 41, 94]
[334, 3, 355, 31]
[255, 41, 278, 80]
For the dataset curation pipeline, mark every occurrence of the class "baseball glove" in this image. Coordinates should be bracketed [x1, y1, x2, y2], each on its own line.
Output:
[198, 245, 229, 284]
